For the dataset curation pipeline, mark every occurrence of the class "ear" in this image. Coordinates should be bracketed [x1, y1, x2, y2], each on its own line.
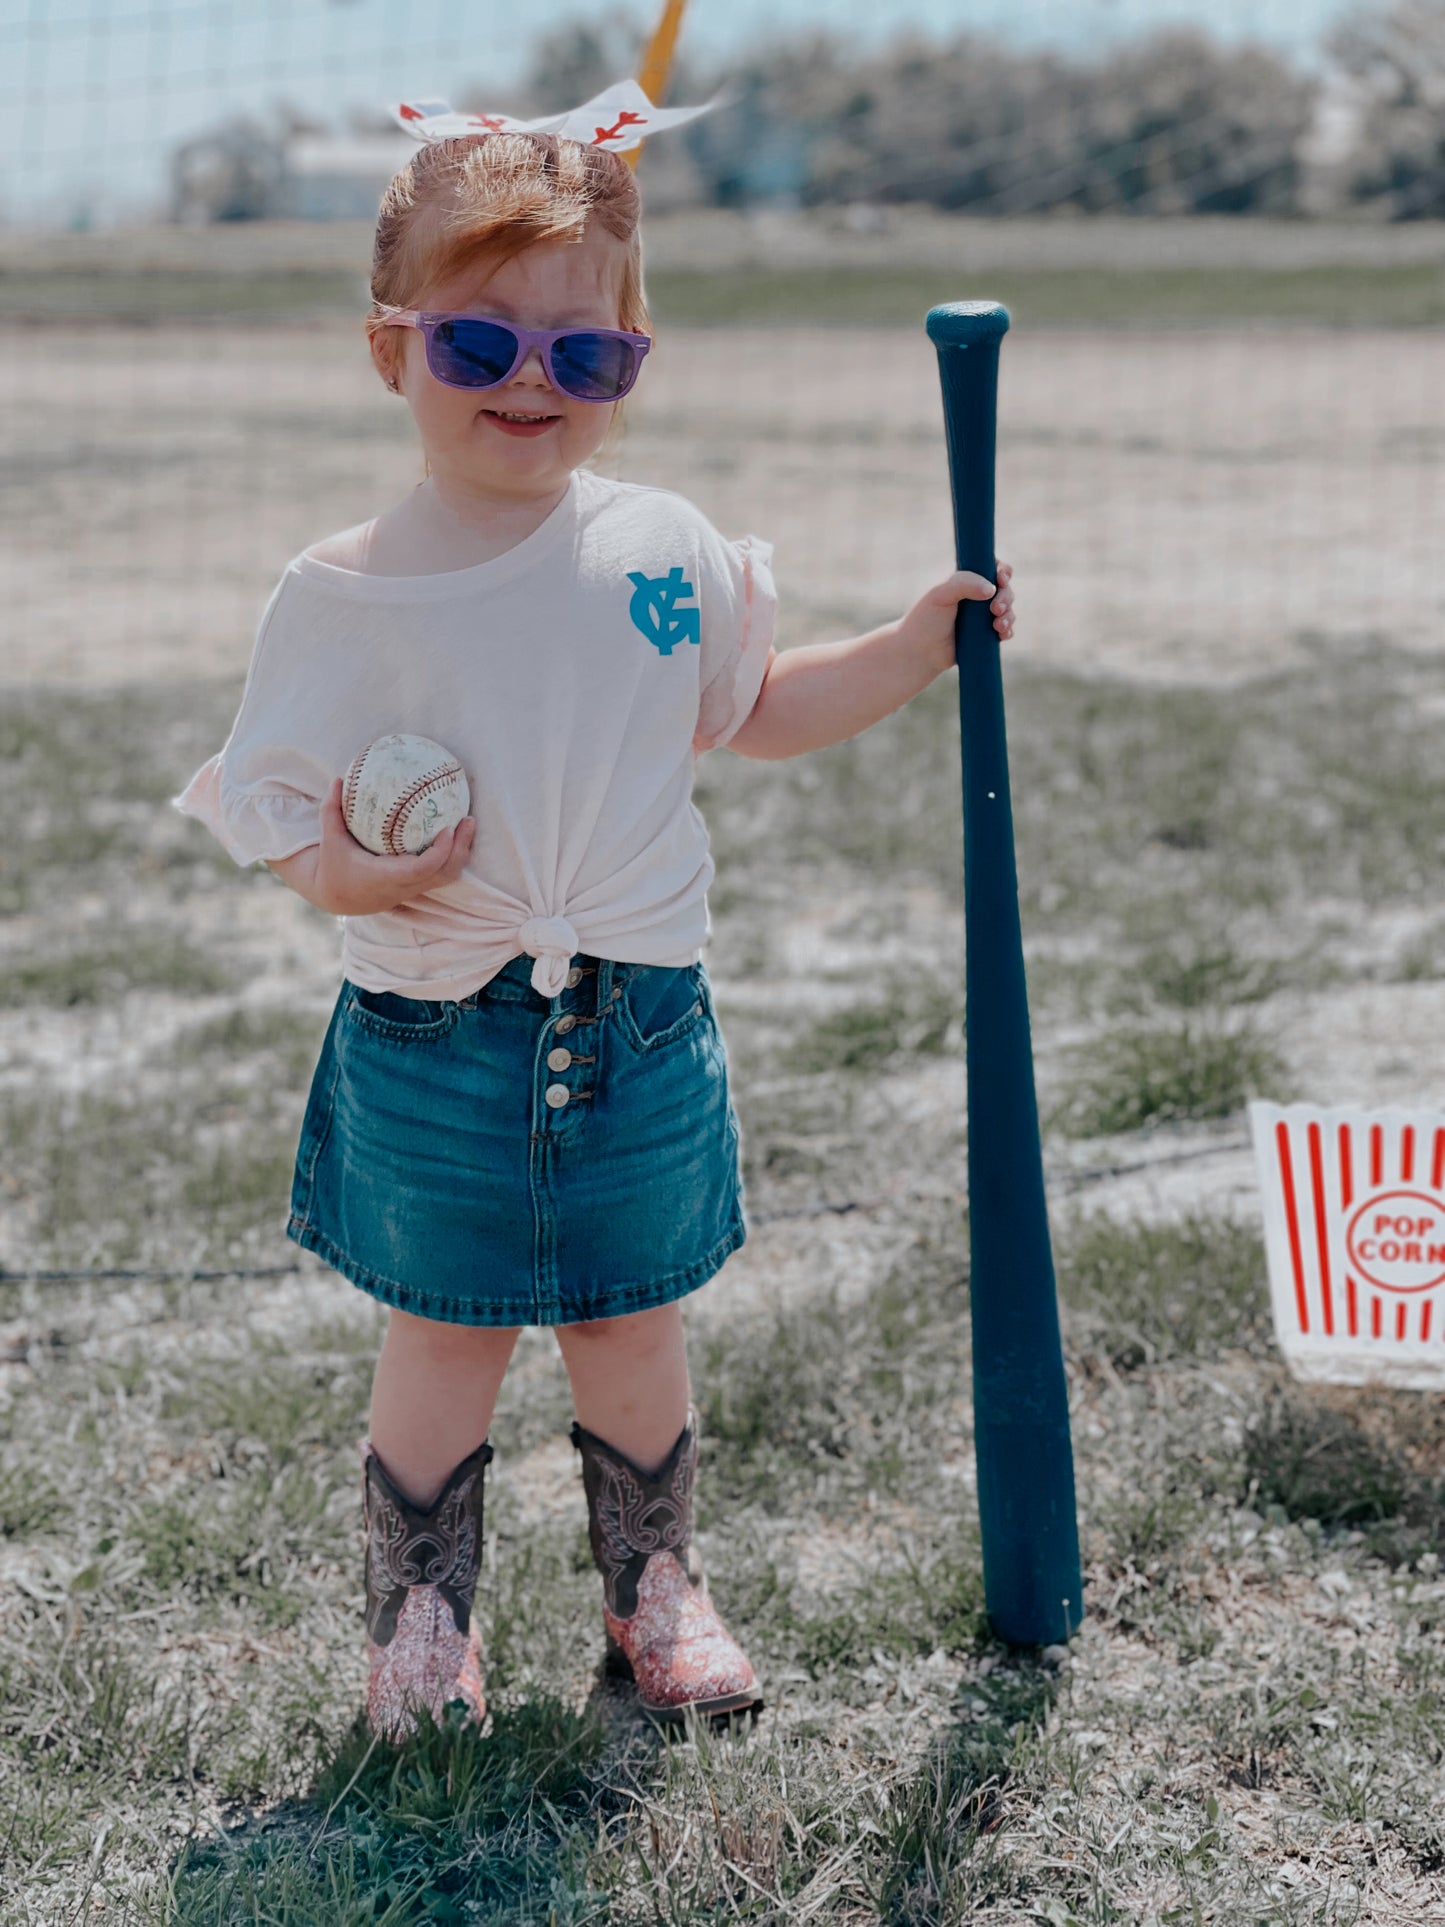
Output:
[367, 319, 403, 394]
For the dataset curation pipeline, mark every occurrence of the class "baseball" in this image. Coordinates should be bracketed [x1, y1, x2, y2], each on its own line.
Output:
[341, 733, 471, 856]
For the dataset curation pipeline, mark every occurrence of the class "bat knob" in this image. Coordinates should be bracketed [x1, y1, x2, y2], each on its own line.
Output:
[926, 300, 1011, 348]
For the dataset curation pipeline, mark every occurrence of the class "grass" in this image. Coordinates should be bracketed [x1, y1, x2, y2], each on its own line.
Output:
[1053, 1012, 1290, 1136]
[1242, 1390, 1445, 1567]
[0, 934, 242, 1008]
[0, 1083, 306, 1272]
[648, 263, 1445, 331]
[0, 268, 368, 322]
[1245, 1393, 1418, 1529]
[5, 634, 1445, 1917]
[8, 263, 1444, 330]
[1057, 1209, 1271, 1370]
[779, 975, 962, 1076]
[694, 638, 1445, 976]
[1391, 919, 1445, 984]
[1132, 940, 1285, 1011]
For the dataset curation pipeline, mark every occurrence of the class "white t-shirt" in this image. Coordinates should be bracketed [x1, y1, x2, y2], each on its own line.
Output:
[171, 466, 777, 998]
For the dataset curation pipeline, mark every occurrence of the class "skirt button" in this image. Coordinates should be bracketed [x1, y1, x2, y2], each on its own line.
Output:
[555, 1013, 577, 1034]
[547, 1047, 573, 1072]
[545, 1083, 571, 1109]
[565, 966, 583, 988]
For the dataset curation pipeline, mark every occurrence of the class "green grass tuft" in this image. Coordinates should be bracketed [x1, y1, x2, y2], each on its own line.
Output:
[1057, 1209, 1270, 1369]
[1054, 1013, 1288, 1136]
[1134, 941, 1284, 1010]
[1248, 1402, 1425, 1533]
[173, 1698, 608, 1924]
[787, 1536, 988, 1675]
[0, 1462, 64, 1537]
[780, 976, 962, 1075]
[864, 1664, 1056, 1923]
[314, 1694, 605, 1833]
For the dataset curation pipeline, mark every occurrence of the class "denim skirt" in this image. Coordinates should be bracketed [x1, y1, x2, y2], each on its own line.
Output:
[285, 951, 747, 1328]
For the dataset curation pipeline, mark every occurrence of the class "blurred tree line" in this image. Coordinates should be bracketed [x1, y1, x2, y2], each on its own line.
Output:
[171, 0, 1445, 222]
[1327, 0, 1445, 214]
[521, 0, 1445, 217]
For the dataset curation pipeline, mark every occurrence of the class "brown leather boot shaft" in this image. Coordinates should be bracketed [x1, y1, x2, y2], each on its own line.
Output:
[569, 1408, 698, 1619]
[363, 1437, 493, 1647]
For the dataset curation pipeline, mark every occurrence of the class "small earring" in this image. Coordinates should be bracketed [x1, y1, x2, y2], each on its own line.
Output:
[386, 378, 400, 393]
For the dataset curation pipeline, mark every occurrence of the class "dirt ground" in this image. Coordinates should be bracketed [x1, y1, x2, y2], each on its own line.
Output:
[1, 323, 1440, 693]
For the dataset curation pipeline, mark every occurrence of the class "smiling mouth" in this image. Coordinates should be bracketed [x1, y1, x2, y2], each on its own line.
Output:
[483, 408, 561, 425]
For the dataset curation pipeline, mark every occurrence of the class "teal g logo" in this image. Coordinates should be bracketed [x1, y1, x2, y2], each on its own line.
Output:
[628, 567, 700, 656]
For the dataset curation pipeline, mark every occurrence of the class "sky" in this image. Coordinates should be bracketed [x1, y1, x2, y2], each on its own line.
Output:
[1, 0, 1368, 230]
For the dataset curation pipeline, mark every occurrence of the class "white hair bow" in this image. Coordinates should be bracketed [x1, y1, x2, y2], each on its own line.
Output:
[391, 79, 715, 154]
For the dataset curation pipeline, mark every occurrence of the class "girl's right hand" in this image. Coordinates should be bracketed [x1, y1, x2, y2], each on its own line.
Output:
[291, 776, 477, 916]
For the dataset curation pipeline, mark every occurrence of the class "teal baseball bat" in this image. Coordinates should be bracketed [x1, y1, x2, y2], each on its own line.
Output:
[926, 301, 1083, 1647]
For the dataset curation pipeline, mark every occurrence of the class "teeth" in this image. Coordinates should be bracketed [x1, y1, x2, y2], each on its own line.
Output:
[491, 411, 554, 422]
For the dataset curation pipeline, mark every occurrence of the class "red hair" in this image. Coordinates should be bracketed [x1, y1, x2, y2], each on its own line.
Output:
[366, 131, 649, 368]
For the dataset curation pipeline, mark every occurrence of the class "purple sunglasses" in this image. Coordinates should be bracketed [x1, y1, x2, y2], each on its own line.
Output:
[377, 305, 652, 402]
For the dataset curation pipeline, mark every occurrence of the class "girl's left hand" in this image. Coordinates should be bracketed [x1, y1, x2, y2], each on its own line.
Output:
[904, 560, 1015, 674]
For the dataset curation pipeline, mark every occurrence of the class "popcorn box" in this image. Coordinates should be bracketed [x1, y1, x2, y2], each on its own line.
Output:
[1249, 1102, 1445, 1389]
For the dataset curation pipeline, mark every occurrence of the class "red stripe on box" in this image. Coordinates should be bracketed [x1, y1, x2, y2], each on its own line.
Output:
[1397, 1301, 1408, 1341]
[1402, 1125, 1415, 1183]
[1372, 1297, 1382, 1338]
[1308, 1123, 1334, 1336]
[1422, 1301, 1433, 1342]
[1371, 1125, 1383, 1187]
[1434, 1128, 1445, 1192]
[1277, 1122, 1309, 1335]
[1340, 1128, 1358, 1333]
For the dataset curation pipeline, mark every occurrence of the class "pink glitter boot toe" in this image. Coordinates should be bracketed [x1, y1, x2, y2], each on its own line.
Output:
[570, 1408, 763, 1725]
[361, 1436, 492, 1743]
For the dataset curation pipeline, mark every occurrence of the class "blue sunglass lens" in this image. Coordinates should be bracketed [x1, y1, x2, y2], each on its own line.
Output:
[429, 318, 520, 388]
[549, 331, 640, 401]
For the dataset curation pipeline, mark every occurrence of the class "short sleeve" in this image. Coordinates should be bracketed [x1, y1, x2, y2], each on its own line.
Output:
[170, 753, 324, 868]
[169, 573, 326, 868]
[692, 532, 778, 757]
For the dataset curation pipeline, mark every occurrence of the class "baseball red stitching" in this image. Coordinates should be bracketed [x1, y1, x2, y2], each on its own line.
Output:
[381, 765, 460, 854]
[341, 743, 373, 828]
[344, 747, 462, 855]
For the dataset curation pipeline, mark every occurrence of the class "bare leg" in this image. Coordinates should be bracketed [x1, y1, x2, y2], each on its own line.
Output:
[369, 1307, 521, 1506]
[553, 1300, 691, 1474]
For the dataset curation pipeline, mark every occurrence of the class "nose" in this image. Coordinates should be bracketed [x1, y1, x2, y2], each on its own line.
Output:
[513, 344, 554, 388]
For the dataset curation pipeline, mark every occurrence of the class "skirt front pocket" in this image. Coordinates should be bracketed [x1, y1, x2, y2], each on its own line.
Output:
[343, 982, 462, 1043]
[613, 962, 707, 1055]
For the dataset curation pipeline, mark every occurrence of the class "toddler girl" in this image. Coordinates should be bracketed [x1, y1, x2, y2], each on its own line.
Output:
[172, 95, 1014, 1741]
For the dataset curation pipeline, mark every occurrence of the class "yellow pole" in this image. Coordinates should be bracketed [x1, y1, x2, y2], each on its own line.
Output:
[626, 0, 689, 171]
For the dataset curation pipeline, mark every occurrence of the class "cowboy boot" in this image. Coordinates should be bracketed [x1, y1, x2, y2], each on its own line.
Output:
[570, 1407, 763, 1723]
[361, 1435, 492, 1742]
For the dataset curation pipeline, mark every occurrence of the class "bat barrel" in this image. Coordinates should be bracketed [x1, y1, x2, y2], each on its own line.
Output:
[928, 299, 1084, 1648]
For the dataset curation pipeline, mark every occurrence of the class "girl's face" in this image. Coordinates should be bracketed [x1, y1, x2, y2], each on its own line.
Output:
[380, 221, 636, 504]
